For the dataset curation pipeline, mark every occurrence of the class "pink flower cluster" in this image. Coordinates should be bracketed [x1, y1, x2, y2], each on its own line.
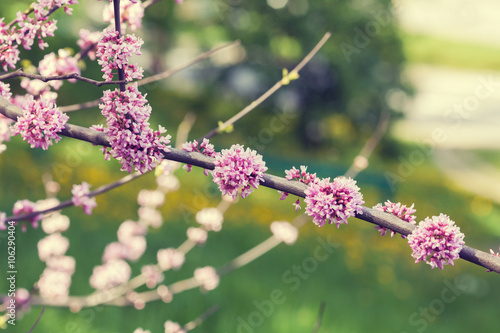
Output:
[103, 220, 147, 262]
[38, 232, 69, 261]
[141, 265, 164, 288]
[304, 176, 364, 228]
[137, 189, 165, 207]
[12, 199, 42, 231]
[187, 227, 208, 245]
[157, 248, 185, 271]
[0, 83, 13, 154]
[195, 207, 223, 232]
[103, 0, 144, 32]
[194, 266, 219, 292]
[212, 144, 268, 199]
[407, 214, 465, 269]
[487, 247, 500, 272]
[71, 181, 97, 215]
[41, 213, 70, 233]
[77, 29, 101, 60]
[133, 329, 151, 333]
[12, 96, 69, 150]
[270, 221, 298, 245]
[0, 1, 77, 70]
[285, 165, 317, 184]
[281, 165, 317, 210]
[38, 49, 80, 89]
[182, 138, 219, 175]
[96, 28, 144, 82]
[90, 259, 131, 290]
[373, 200, 416, 238]
[37, 213, 75, 302]
[99, 83, 171, 173]
[164, 321, 186, 333]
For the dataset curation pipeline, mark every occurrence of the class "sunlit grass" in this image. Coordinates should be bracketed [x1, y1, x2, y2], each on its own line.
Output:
[400, 31, 500, 71]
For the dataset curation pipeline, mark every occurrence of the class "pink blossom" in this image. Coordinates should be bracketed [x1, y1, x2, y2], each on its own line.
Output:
[285, 165, 317, 184]
[137, 189, 165, 207]
[0, 82, 12, 99]
[194, 266, 219, 292]
[156, 174, 180, 192]
[304, 176, 364, 228]
[38, 49, 80, 90]
[35, 197, 60, 211]
[195, 207, 223, 231]
[270, 221, 298, 245]
[0, 19, 20, 70]
[38, 268, 72, 301]
[12, 96, 68, 150]
[5, 288, 30, 312]
[141, 265, 164, 288]
[102, 242, 128, 262]
[157, 285, 173, 303]
[212, 144, 268, 199]
[90, 259, 131, 290]
[182, 138, 219, 175]
[20, 79, 56, 102]
[157, 248, 185, 271]
[38, 233, 69, 261]
[0, 212, 5, 230]
[134, 329, 151, 333]
[46, 255, 76, 274]
[187, 227, 208, 245]
[99, 84, 171, 173]
[487, 247, 500, 272]
[13, 199, 42, 231]
[77, 29, 101, 60]
[117, 220, 147, 243]
[373, 201, 416, 238]
[407, 214, 465, 269]
[0, 113, 12, 154]
[96, 28, 144, 82]
[41, 213, 70, 233]
[71, 182, 97, 215]
[123, 236, 147, 261]
[103, 0, 144, 32]
[281, 165, 317, 210]
[164, 321, 186, 333]
[138, 206, 162, 228]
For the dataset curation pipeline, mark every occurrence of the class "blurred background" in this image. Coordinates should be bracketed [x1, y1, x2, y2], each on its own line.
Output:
[1, 0, 499, 332]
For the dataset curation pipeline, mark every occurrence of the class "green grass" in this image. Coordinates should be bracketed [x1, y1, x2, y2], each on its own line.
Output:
[400, 31, 500, 71]
[1, 137, 500, 333]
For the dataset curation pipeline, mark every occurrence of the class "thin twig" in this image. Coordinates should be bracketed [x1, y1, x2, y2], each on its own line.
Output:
[344, 109, 390, 179]
[4, 172, 143, 222]
[26, 307, 45, 333]
[183, 305, 220, 331]
[60, 40, 241, 112]
[311, 302, 326, 333]
[137, 40, 241, 87]
[0, 69, 126, 87]
[200, 32, 332, 140]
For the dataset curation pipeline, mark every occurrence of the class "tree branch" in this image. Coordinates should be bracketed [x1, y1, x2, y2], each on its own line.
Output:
[0, 68, 126, 87]
[1, 95, 499, 273]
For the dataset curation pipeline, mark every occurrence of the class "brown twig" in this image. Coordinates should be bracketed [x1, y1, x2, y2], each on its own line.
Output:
[0, 68, 126, 87]
[311, 301, 326, 333]
[60, 40, 241, 112]
[200, 32, 332, 140]
[344, 109, 390, 179]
